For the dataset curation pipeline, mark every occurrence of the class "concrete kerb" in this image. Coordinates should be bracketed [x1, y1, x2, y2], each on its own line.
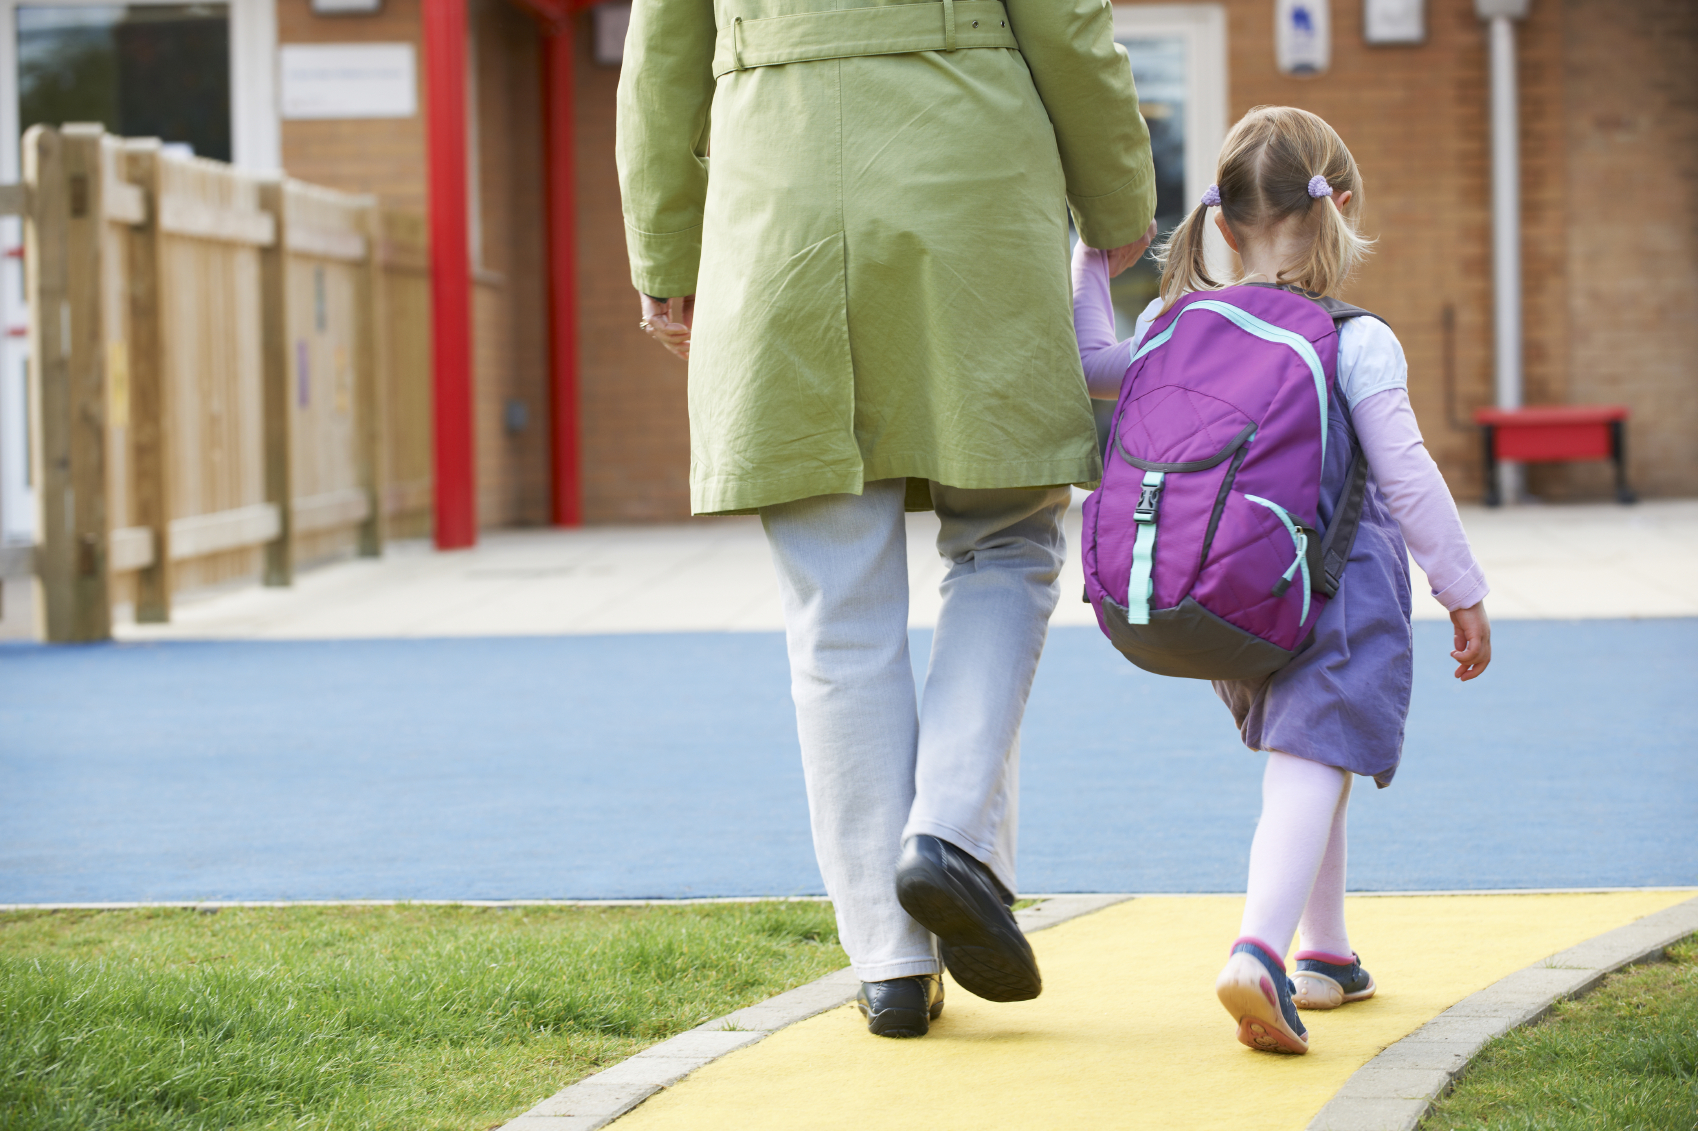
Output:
[495, 893, 1134, 1131]
[1307, 893, 1698, 1131]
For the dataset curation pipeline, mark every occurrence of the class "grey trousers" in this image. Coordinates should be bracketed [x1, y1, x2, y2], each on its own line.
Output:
[760, 479, 1069, 980]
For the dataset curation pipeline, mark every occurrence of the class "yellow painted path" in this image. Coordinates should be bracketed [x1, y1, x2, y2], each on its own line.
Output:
[617, 891, 1693, 1131]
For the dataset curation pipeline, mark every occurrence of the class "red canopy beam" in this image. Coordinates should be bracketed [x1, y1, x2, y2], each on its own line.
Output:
[421, 0, 478, 548]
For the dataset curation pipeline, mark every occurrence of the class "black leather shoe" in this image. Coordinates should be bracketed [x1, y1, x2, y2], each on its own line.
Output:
[895, 835, 1042, 1002]
[857, 974, 944, 1038]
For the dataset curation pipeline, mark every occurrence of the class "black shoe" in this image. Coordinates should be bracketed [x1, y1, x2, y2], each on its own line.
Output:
[856, 974, 945, 1038]
[894, 835, 1042, 1002]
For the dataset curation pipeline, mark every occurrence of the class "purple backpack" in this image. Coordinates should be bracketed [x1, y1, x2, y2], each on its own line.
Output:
[1081, 284, 1377, 680]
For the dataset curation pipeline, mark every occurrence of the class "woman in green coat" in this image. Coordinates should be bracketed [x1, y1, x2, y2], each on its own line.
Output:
[618, 0, 1156, 1036]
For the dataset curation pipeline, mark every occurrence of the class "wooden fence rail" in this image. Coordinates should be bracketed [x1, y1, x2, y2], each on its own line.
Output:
[14, 124, 433, 642]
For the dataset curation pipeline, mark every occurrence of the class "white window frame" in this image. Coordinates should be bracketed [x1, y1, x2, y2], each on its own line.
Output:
[1113, 2, 1231, 275]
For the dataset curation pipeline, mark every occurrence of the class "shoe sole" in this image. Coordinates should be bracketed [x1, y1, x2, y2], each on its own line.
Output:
[1216, 952, 1309, 1054]
[1293, 970, 1377, 1010]
[896, 857, 1041, 1003]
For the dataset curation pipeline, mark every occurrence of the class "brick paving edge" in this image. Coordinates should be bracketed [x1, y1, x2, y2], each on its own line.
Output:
[494, 893, 1134, 1130]
[1306, 893, 1698, 1131]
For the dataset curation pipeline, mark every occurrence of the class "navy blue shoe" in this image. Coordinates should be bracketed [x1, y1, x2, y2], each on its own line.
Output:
[1293, 950, 1376, 1010]
[1215, 937, 1309, 1054]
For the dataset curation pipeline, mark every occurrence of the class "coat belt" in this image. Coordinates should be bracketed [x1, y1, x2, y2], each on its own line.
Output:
[712, 0, 1019, 79]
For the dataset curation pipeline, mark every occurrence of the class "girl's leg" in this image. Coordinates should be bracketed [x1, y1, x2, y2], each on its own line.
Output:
[1297, 773, 1354, 958]
[1238, 750, 1350, 959]
[761, 480, 937, 982]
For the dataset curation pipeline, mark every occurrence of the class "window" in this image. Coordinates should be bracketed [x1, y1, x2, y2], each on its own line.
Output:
[18, 3, 232, 160]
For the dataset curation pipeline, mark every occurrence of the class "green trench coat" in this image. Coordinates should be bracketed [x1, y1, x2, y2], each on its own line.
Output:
[617, 0, 1156, 515]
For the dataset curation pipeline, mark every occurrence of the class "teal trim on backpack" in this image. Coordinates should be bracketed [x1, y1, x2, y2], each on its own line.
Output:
[1126, 470, 1165, 625]
[1245, 494, 1312, 624]
[1130, 299, 1329, 463]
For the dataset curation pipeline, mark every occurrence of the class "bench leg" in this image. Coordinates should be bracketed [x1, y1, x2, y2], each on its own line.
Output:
[1610, 420, 1637, 504]
[1481, 425, 1501, 507]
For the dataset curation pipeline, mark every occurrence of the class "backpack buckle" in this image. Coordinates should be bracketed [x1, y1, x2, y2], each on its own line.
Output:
[1134, 481, 1163, 521]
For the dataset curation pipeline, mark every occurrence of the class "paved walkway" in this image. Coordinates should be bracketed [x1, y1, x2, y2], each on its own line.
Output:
[98, 498, 1698, 640]
[607, 891, 1693, 1131]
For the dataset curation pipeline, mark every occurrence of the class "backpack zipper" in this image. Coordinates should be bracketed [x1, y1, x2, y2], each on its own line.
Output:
[1244, 494, 1312, 624]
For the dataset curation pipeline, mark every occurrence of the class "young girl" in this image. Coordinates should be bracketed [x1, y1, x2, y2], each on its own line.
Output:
[1072, 106, 1493, 1055]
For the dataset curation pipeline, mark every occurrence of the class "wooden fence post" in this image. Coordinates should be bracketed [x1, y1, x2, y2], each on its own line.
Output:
[356, 199, 387, 557]
[122, 139, 171, 622]
[258, 177, 294, 586]
[26, 124, 112, 642]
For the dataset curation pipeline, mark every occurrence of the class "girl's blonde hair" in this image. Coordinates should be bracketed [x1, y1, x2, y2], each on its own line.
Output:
[1155, 106, 1373, 310]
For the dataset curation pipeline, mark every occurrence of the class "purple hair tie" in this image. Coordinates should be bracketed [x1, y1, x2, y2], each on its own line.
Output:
[1200, 184, 1221, 207]
[1307, 174, 1334, 199]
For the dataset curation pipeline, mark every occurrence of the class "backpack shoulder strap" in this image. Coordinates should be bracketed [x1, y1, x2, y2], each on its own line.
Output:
[1311, 294, 1388, 329]
[1307, 294, 1383, 597]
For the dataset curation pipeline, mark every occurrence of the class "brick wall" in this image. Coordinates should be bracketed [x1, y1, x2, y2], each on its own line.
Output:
[573, 13, 693, 522]
[471, 0, 552, 526]
[278, 0, 553, 529]
[276, 0, 428, 212]
[1560, 0, 1698, 499]
[280, 0, 1693, 526]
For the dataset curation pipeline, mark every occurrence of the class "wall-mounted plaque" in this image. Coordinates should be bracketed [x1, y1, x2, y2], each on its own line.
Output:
[1364, 0, 1424, 44]
[279, 43, 416, 120]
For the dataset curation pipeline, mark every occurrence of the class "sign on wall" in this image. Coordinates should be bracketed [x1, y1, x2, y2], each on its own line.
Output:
[1275, 0, 1331, 75]
[279, 43, 417, 120]
[1364, 0, 1424, 44]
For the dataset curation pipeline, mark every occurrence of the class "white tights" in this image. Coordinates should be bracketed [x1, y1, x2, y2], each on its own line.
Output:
[1238, 750, 1355, 961]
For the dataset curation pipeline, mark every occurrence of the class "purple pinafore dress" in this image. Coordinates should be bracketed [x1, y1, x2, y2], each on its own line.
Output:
[1211, 335, 1414, 787]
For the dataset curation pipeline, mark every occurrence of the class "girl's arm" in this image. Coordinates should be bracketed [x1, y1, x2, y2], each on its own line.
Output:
[1352, 389, 1489, 612]
[1071, 241, 1160, 398]
[1341, 317, 1491, 679]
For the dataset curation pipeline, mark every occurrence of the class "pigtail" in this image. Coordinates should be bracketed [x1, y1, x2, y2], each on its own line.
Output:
[1278, 173, 1374, 297]
[1154, 200, 1219, 314]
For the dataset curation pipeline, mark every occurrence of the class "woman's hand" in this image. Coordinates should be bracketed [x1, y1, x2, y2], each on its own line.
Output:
[1449, 601, 1491, 681]
[1105, 221, 1160, 278]
[639, 293, 694, 360]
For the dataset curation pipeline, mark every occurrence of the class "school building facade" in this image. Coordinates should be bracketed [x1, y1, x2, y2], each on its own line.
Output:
[0, 0, 1691, 547]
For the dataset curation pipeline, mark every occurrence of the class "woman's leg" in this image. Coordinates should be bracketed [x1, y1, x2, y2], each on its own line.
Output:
[1298, 773, 1354, 958]
[761, 480, 937, 981]
[1238, 750, 1350, 959]
[902, 483, 1070, 896]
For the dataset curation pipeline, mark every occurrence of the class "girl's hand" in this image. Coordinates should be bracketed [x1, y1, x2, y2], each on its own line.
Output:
[639, 293, 694, 360]
[1105, 221, 1160, 278]
[1449, 601, 1491, 681]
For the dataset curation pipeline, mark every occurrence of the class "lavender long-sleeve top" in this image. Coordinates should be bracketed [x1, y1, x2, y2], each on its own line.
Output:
[1071, 243, 1488, 612]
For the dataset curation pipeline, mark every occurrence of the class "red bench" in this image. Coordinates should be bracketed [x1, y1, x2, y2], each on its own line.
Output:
[1473, 405, 1636, 506]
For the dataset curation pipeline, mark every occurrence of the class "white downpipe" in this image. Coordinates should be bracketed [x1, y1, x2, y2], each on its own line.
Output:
[1483, 4, 1527, 502]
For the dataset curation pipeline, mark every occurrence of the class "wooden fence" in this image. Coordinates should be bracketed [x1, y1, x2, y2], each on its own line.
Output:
[12, 124, 433, 642]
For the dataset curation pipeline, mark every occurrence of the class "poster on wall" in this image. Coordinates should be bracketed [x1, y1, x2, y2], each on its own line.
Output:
[280, 43, 417, 119]
[1275, 0, 1331, 75]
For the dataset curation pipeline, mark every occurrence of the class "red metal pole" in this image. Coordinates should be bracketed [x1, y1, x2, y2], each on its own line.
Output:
[421, 0, 478, 548]
[543, 18, 582, 526]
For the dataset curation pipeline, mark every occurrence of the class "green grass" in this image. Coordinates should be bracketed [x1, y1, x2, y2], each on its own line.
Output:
[1424, 934, 1698, 1131]
[0, 902, 846, 1131]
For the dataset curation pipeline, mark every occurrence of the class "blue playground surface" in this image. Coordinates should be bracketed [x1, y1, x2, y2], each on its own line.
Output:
[2, 619, 1693, 902]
